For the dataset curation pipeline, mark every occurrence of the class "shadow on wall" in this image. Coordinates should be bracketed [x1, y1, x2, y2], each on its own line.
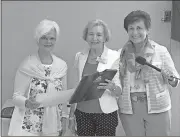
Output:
[169, 39, 180, 136]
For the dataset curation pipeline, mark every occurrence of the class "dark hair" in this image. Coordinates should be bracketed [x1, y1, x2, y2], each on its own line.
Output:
[124, 10, 151, 31]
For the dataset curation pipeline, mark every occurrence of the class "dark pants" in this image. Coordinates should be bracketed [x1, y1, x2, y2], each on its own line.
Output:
[75, 109, 118, 136]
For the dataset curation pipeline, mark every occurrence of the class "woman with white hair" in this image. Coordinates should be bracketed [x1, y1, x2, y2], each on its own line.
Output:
[8, 19, 68, 136]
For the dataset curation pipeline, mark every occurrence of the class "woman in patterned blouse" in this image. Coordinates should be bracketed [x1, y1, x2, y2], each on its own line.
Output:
[8, 19, 68, 136]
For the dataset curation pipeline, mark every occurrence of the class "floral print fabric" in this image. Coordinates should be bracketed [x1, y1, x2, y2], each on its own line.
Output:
[22, 65, 63, 134]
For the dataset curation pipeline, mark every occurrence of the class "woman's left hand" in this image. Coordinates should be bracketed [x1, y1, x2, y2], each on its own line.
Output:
[161, 68, 178, 87]
[97, 79, 116, 91]
[161, 68, 174, 81]
[59, 117, 67, 136]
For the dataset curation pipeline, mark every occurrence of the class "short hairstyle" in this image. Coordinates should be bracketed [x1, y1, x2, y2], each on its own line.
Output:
[82, 19, 111, 43]
[34, 19, 60, 42]
[124, 10, 151, 31]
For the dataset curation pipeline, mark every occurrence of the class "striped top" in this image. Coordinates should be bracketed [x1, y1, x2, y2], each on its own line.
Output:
[115, 40, 179, 114]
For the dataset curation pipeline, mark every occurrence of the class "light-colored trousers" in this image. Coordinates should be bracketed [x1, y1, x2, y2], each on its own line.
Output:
[119, 99, 171, 136]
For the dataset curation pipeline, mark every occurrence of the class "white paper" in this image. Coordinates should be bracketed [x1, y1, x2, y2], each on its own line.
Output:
[36, 88, 75, 107]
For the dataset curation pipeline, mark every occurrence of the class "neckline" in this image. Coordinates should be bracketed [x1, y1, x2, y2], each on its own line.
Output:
[42, 64, 52, 67]
[36, 53, 54, 66]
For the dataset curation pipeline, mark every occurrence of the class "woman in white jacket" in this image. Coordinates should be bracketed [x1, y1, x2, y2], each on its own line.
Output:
[68, 19, 122, 136]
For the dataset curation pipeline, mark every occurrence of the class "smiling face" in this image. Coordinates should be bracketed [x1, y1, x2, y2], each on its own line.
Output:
[86, 25, 105, 49]
[38, 28, 57, 53]
[127, 19, 149, 45]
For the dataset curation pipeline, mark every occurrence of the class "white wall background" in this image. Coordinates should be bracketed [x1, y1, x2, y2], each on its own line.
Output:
[2, 1, 179, 136]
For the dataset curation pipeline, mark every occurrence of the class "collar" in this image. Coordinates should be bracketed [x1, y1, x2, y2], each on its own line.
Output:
[144, 39, 155, 55]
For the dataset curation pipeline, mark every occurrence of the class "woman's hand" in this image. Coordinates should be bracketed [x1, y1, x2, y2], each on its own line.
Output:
[161, 68, 178, 87]
[161, 68, 174, 80]
[98, 79, 121, 96]
[68, 117, 77, 135]
[97, 79, 116, 91]
[59, 117, 67, 136]
[25, 98, 40, 109]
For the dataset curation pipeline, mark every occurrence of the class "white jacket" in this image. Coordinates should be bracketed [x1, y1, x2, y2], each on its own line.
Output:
[73, 45, 121, 113]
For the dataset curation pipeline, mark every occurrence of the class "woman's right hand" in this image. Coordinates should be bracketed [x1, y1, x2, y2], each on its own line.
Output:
[25, 99, 41, 109]
[68, 118, 77, 135]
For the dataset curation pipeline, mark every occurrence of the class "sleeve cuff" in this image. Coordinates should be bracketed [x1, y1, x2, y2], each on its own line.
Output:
[12, 95, 27, 109]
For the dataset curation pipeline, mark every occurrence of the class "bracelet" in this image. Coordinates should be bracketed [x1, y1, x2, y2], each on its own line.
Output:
[61, 116, 67, 119]
[69, 117, 75, 120]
